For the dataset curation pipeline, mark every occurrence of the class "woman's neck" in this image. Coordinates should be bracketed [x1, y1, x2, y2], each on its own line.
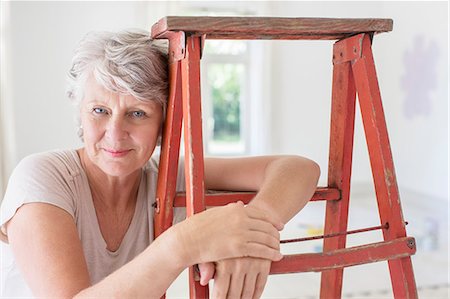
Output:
[77, 148, 141, 210]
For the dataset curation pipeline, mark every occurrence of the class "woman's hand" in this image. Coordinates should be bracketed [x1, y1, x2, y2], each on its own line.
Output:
[199, 258, 271, 299]
[173, 201, 283, 267]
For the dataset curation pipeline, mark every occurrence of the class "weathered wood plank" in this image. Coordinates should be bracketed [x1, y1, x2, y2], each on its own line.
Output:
[270, 237, 416, 274]
[173, 187, 340, 207]
[152, 16, 393, 40]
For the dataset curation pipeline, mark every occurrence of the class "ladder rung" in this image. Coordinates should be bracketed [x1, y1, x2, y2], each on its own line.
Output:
[270, 237, 416, 274]
[173, 187, 340, 207]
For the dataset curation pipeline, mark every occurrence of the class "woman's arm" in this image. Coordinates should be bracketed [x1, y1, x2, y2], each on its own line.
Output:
[203, 155, 321, 298]
[7, 201, 283, 298]
[205, 155, 320, 221]
[7, 203, 91, 298]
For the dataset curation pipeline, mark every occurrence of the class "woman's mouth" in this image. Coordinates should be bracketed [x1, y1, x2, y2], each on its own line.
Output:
[103, 148, 131, 158]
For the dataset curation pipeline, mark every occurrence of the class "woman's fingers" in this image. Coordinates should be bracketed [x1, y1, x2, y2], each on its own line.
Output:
[229, 201, 283, 231]
[241, 272, 258, 299]
[247, 218, 281, 242]
[198, 262, 215, 286]
[212, 267, 230, 299]
[245, 230, 280, 251]
[211, 258, 271, 299]
[179, 202, 284, 263]
[241, 243, 283, 261]
[227, 272, 245, 299]
[245, 205, 284, 231]
[253, 271, 269, 299]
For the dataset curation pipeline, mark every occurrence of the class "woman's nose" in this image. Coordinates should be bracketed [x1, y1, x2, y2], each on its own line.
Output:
[105, 116, 129, 141]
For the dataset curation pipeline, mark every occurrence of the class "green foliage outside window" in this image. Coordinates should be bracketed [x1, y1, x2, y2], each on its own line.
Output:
[208, 63, 244, 142]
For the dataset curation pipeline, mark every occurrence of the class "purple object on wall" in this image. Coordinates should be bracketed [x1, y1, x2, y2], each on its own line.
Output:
[401, 35, 439, 119]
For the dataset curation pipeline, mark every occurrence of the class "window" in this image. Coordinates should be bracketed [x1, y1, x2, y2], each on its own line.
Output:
[160, 1, 272, 156]
[201, 40, 248, 155]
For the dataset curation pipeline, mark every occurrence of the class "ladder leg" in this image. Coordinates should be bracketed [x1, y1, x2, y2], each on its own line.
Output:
[181, 35, 209, 299]
[154, 60, 183, 238]
[352, 34, 418, 298]
[320, 50, 357, 298]
[154, 58, 183, 299]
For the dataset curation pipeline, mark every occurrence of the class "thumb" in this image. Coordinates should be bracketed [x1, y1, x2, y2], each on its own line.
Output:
[198, 262, 215, 286]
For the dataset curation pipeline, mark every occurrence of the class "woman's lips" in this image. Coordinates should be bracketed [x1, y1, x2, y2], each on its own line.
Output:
[103, 148, 131, 158]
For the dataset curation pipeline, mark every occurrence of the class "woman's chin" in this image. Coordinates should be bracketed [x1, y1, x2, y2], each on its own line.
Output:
[98, 161, 139, 177]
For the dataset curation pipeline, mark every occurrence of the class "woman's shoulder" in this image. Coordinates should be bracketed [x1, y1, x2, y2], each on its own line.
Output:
[15, 149, 82, 178]
[1, 150, 81, 236]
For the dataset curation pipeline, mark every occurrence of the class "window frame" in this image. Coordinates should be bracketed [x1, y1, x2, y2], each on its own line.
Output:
[159, 1, 273, 156]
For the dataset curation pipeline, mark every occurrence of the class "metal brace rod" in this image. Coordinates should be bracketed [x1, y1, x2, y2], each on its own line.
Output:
[280, 222, 401, 244]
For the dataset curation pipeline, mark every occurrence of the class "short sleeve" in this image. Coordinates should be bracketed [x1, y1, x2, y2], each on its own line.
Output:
[0, 152, 77, 242]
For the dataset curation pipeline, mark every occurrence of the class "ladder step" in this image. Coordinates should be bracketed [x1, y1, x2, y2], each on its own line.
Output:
[152, 17, 393, 40]
[270, 237, 416, 274]
[173, 187, 340, 207]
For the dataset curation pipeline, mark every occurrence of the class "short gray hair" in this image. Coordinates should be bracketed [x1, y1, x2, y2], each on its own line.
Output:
[66, 29, 169, 139]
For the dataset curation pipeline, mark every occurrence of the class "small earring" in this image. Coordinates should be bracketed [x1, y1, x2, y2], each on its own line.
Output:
[77, 125, 84, 138]
[156, 135, 162, 146]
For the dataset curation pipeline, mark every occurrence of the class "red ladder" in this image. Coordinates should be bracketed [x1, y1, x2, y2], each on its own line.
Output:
[151, 16, 418, 299]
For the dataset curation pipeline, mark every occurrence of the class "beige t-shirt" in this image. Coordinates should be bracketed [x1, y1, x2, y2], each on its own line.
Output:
[0, 149, 185, 298]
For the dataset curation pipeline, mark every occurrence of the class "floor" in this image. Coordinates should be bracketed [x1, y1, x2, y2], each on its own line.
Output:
[166, 184, 449, 298]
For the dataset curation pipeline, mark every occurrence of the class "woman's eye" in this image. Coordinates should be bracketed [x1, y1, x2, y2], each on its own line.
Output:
[93, 107, 107, 115]
[131, 111, 146, 118]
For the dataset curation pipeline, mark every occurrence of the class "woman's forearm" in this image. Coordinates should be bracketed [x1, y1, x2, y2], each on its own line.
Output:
[248, 156, 320, 224]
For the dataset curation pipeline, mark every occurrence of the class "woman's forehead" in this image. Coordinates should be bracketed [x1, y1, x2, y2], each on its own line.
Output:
[83, 74, 159, 109]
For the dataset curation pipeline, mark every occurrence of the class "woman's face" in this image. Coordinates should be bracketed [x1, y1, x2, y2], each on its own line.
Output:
[80, 75, 163, 177]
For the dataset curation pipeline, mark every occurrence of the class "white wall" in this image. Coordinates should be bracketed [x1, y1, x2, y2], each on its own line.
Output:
[1, 1, 448, 201]
[1, 1, 168, 173]
[378, 2, 448, 200]
[267, 1, 448, 200]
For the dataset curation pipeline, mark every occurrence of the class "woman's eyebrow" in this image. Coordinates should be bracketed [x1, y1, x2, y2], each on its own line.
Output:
[129, 102, 159, 111]
[85, 94, 112, 104]
[84, 100, 108, 107]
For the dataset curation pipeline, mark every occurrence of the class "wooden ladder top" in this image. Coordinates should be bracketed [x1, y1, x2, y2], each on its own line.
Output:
[151, 16, 393, 40]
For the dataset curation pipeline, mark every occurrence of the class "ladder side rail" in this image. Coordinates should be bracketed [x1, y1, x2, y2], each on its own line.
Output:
[181, 34, 210, 299]
[320, 36, 357, 299]
[154, 36, 185, 299]
[154, 60, 184, 238]
[352, 33, 418, 298]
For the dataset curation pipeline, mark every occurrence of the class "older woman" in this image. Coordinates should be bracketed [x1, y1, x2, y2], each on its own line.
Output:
[0, 30, 320, 298]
